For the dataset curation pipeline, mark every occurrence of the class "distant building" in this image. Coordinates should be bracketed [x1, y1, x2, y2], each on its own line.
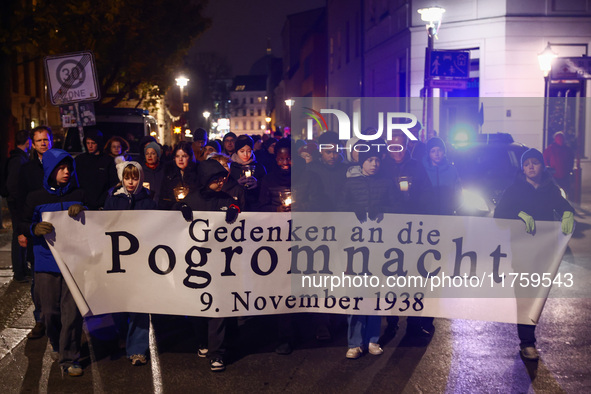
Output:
[230, 75, 268, 136]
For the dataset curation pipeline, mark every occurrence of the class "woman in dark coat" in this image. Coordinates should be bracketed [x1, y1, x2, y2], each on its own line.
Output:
[228, 135, 266, 210]
[158, 141, 199, 210]
[141, 141, 165, 203]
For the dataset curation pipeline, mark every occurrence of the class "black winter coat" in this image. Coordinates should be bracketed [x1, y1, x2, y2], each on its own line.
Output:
[75, 152, 118, 209]
[104, 186, 157, 211]
[141, 162, 165, 202]
[307, 159, 348, 212]
[159, 162, 200, 210]
[4, 148, 29, 204]
[494, 172, 573, 221]
[338, 172, 402, 214]
[381, 154, 433, 214]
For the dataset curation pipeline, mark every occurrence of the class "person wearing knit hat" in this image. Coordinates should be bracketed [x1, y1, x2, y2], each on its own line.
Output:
[422, 137, 461, 216]
[298, 141, 319, 164]
[222, 132, 237, 156]
[228, 134, 267, 210]
[494, 147, 574, 361]
[204, 140, 221, 158]
[520, 148, 544, 170]
[142, 141, 165, 202]
[193, 128, 209, 162]
[337, 137, 400, 360]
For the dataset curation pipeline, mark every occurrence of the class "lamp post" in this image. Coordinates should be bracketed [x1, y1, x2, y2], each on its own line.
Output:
[418, 6, 445, 141]
[265, 116, 272, 133]
[175, 76, 189, 142]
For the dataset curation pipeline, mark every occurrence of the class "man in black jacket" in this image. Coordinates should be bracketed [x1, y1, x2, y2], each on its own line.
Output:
[4, 130, 31, 282]
[17, 125, 53, 339]
[75, 129, 118, 209]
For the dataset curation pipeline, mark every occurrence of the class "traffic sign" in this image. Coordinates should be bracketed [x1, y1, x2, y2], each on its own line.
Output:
[44, 51, 101, 106]
[550, 57, 591, 80]
[430, 50, 470, 78]
[429, 79, 468, 89]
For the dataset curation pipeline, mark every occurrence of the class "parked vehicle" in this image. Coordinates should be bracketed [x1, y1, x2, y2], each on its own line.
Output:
[449, 133, 528, 216]
[62, 107, 157, 157]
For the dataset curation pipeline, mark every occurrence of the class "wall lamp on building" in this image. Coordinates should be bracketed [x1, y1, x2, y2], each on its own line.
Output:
[418, 6, 445, 141]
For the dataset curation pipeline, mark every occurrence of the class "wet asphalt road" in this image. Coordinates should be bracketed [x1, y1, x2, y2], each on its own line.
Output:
[0, 203, 590, 393]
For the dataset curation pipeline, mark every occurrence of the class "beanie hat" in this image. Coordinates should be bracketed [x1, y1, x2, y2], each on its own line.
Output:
[317, 131, 340, 146]
[358, 138, 387, 166]
[235, 135, 254, 152]
[223, 132, 237, 142]
[144, 141, 162, 159]
[426, 137, 446, 155]
[345, 136, 361, 162]
[275, 138, 291, 155]
[205, 140, 221, 153]
[194, 128, 208, 141]
[521, 148, 544, 169]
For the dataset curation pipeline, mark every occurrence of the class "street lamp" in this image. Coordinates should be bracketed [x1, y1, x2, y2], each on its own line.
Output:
[265, 116, 272, 132]
[418, 6, 445, 141]
[285, 99, 295, 129]
[203, 110, 210, 132]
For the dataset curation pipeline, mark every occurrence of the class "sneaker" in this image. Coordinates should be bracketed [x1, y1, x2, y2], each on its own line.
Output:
[346, 346, 364, 359]
[27, 322, 45, 339]
[520, 346, 540, 361]
[67, 364, 83, 377]
[198, 348, 208, 358]
[210, 358, 226, 372]
[368, 342, 383, 355]
[130, 354, 147, 366]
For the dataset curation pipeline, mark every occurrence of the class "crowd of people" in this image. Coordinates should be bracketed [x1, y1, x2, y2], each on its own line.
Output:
[0, 124, 575, 375]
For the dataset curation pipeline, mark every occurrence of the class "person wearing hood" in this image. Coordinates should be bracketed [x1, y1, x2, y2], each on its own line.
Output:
[494, 148, 574, 361]
[141, 141, 165, 203]
[103, 161, 156, 366]
[177, 158, 243, 372]
[229, 135, 267, 210]
[75, 129, 118, 209]
[422, 137, 462, 215]
[20, 149, 86, 377]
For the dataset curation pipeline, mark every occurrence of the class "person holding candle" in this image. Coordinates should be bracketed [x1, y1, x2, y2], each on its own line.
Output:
[141, 141, 165, 203]
[229, 135, 267, 211]
[175, 158, 243, 372]
[158, 141, 199, 210]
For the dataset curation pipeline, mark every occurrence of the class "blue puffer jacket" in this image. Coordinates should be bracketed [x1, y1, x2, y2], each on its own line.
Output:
[104, 186, 157, 210]
[21, 149, 85, 273]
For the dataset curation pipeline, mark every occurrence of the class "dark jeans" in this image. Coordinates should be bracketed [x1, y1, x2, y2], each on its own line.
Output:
[190, 317, 227, 360]
[35, 272, 83, 367]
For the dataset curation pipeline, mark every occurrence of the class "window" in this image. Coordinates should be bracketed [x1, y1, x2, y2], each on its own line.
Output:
[250, 121, 254, 130]
[257, 97, 262, 103]
[242, 109, 247, 116]
[257, 108, 262, 116]
[250, 97, 254, 104]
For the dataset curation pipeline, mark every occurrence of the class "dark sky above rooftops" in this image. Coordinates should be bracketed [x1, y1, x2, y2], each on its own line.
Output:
[190, 0, 326, 76]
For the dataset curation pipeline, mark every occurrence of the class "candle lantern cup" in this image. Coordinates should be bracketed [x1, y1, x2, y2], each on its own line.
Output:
[398, 176, 412, 198]
[173, 185, 189, 201]
[279, 189, 293, 207]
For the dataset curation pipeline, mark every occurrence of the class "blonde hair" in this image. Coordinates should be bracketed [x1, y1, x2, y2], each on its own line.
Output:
[208, 152, 232, 166]
[122, 164, 140, 180]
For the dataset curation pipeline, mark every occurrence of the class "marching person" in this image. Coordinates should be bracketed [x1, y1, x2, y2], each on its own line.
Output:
[20, 149, 86, 376]
[228, 135, 266, 211]
[158, 141, 199, 210]
[494, 148, 574, 361]
[177, 158, 243, 372]
[141, 141, 165, 202]
[338, 139, 401, 359]
[104, 161, 157, 366]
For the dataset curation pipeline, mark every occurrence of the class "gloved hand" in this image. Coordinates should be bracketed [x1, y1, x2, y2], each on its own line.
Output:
[180, 204, 193, 222]
[68, 204, 86, 218]
[368, 208, 384, 223]
[518, 211, 535, 234]
[225, 204, 240, 224]
[561, 211, 574, 234]
[355, 210, 367, 224]
[34, 221, 55, 236]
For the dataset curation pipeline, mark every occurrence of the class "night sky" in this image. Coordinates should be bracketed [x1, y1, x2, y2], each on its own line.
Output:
[190, 0, 326, 75]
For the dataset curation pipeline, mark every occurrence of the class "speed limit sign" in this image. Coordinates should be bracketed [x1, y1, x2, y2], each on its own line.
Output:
[44, 51, 101, 106]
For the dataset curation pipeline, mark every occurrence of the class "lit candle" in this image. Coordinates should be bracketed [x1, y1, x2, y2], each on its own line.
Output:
[399, 181, 409, 192]
[244, 169, 252, 178]
[284, 196, 292, 206]
[143, 182, 150, 190]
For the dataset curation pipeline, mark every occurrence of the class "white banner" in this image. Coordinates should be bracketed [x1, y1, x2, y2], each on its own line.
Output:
[43, 211, 572, 325]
